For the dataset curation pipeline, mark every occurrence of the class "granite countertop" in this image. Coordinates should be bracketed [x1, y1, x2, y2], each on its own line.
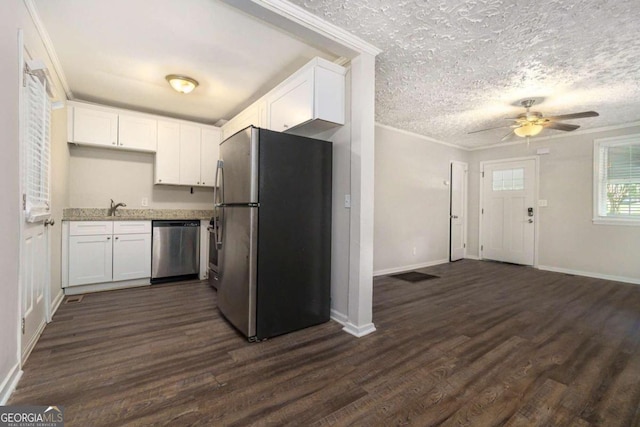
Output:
[63, 208, 215, 221]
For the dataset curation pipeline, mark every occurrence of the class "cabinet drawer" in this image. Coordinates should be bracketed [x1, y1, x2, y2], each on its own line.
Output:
[69, 221, 113, 236]
[113, 221, 151, 234]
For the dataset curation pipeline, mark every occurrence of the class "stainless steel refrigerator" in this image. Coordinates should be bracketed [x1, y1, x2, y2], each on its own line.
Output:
[213, 126, 332, 341]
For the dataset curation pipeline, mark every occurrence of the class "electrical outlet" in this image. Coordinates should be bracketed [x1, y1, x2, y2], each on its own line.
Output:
[141, 197, 149, 207]
[344, 194, 351, 208]
[412, 247, 417, 256]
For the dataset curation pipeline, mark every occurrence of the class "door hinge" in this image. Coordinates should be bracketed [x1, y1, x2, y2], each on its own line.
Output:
[482, 208, 484, 214]
[22, 194, 26, 210]
[22, 318, 25, 334]
[482, 171, 485, 178]
[464, 243, 466, 248]
[481, 245, 484, 251]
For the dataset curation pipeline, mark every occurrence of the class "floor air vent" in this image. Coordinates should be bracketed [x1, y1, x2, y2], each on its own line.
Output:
[390, 271, 440, 282]
[64, 295, 84, 304]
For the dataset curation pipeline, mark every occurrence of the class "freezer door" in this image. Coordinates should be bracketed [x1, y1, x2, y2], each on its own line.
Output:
[219, 127, 259, 204]
[217, 206, 258, 338]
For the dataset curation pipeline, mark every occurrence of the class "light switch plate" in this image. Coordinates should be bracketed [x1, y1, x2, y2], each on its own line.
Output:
[141, 197, 149, 207]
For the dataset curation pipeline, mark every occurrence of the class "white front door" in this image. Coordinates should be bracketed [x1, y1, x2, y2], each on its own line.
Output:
[481, 159, 536, 265]
[450, 161, 467, 261]
[21, 220, 49, 362]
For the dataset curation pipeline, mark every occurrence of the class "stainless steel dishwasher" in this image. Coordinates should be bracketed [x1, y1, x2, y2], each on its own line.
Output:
[151, 220, 200, 283]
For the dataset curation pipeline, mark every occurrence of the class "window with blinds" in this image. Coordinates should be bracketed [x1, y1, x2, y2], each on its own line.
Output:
[594, 135, 640, 224]
[22, 71, 51, 222]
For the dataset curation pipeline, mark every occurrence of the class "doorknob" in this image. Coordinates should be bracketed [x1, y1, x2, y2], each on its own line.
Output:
[44, 218, 55, 227]
[528, 219, 533, 223]
[451, 215, 459, 219]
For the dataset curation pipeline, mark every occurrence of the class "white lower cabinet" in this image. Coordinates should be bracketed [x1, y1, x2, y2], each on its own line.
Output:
[65, 221, 151, 288]
[113, 233, 151, 281]
[68, 235, 113, 286]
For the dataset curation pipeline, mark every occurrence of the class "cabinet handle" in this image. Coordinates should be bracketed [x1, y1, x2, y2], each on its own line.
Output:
[197, 182, 200, 185]
[202, 182, 205, 185]
[159, 179, 162, 182]
[115, 237, 119, 240]
[112, 142, 116, 145]
[283, 124, 289, 128]
[107, 237, 111, 240]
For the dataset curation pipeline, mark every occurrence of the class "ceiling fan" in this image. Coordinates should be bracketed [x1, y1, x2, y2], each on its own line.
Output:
[469, 99, 599, 141]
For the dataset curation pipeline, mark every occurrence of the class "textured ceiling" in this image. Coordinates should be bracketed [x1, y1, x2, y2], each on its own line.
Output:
[290, 0, 640, 147]
[33, 0, 335, 124]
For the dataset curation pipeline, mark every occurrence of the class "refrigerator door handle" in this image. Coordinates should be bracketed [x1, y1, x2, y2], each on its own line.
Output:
[214, 159, 224, 249]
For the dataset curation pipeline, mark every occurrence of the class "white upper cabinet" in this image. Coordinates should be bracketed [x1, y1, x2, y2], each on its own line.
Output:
[268, 68, 314, 133]
[221, 57, 346, 140]
[179, 125, 202, 186]
[72, 106, 119, 148]
[221, 100, 266, 141]
[69, 101, 157, 153]
[267, 59, 346, 134]
[155, 122, 220, 187]
[155, 121, 181, 185]
[201, 127, 221, 187]
[118, 114, 157, 152]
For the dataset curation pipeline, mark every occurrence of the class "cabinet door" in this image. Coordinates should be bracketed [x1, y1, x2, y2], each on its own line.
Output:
[179, 124, 202, 186]
[119, 114, 157, 152]
[268, 68, 314, 132]
[155, 120, 180, 184]
[113, 233, 151, 281]
[200, 127, 220, 187]
[72, 106, 119, 147]
[68, 235, 113, 286]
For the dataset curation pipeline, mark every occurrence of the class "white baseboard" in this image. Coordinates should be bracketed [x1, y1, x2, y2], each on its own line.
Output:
[64, 278, 150, 295]
[537, 265, 640, 285]
[0, 363, 23, 405]
[465, 255, 480, 260]
[330, 309, 348, 326]
[342, 322, 376, 338]
[50, 289, 64, 320]
[373, 259, 449, 277]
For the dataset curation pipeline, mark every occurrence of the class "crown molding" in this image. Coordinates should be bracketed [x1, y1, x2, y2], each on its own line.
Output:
[223, 0, 381, 57]
[375, 123, 470, 151]
[23, 0, 73, 100]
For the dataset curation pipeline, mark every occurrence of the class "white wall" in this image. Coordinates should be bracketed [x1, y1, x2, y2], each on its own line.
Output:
[49, 108, 69, 308]
[468, 125, 640, 282]
[373, 124, 469, 274]
[68, 146, 214, 209]
[0, 0, 22, 403]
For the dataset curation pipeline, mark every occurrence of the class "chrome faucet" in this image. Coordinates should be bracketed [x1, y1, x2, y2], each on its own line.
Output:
[108, 199, 127, 216]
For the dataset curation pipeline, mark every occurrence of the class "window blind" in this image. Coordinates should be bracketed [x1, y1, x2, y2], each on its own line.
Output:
[598, 142, 640, 218]
[23, 72, 51, 222]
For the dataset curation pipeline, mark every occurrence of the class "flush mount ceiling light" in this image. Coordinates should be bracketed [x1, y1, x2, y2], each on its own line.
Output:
[166, 74, 198, 94]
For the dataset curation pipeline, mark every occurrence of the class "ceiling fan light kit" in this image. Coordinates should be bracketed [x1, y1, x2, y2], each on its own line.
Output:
[469, 99, 599, 141]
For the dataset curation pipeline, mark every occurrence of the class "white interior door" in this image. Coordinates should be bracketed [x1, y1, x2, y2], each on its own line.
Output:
[450, 161, 467, 261]
[481, 159, 536, 265]
[21, 221, 49, 361]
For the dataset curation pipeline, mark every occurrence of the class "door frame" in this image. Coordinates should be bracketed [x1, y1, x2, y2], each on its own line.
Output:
[449, 160, 468, 261]
[478, 156, 540, 267]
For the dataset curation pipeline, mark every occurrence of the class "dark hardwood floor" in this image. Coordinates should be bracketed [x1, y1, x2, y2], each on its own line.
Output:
[9, 260, 640, 426]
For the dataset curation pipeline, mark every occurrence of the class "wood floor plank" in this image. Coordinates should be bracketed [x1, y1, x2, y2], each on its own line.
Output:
[8, 260, 640, 426]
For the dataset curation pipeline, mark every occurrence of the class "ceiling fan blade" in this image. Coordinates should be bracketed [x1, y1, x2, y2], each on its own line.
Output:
[501, 130, 515, 141]
[468, 124, 513, 134]
[543, 122, 580, 131]
[545, 111, 599, 121]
